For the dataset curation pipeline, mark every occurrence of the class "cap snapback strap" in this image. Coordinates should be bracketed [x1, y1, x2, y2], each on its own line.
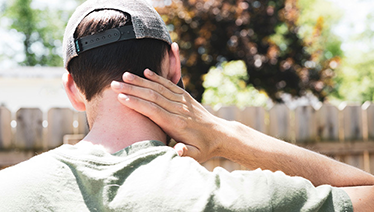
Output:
[75, 25, 136, 54]
[74, 24, 184, 89]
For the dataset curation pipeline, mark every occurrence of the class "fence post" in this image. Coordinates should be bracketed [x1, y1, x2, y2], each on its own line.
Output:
[15, 108, 43, 150]
[0, 107, 12, 149]
[47, 108, 74, 149]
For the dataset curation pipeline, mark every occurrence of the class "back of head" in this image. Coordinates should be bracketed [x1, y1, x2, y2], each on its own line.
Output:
[63, 0, 172, 101]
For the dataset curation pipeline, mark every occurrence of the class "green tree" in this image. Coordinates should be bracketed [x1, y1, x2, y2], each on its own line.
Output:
[297, 0, 343, 62]
[4, 0, 69, 66]
[295, 0, 344, 100]
[157, 0, 342, 102]
[202, 60, 268, 107]
[333, 13, 374, 103]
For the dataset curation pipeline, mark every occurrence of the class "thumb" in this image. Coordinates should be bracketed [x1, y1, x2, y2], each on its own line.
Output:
[174, 142, 187, 157]
[173, 143, 202, 162]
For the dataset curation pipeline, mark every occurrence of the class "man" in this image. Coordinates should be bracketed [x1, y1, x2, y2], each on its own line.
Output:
[0, 0, 372, 211]
[112, 70, 374, 211]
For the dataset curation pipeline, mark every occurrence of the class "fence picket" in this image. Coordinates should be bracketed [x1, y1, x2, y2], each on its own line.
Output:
[15, 108, 43, 149]
[342, 105, 363, 141]
[269, 104, 292, 141]
[370, 154, 374, 174]
[0, 107, 12, 149]
[295, 105, 317, 143]
[202, 157, 221, 172]
[363, 151, 370, 173]
[363, 102, 374, 141]
[203, 105, 216, 116]
[47, 108, 74, 149]
[315, 104, 340, 141]
[344, 155, 364, 171]
[216, 106, 241, 121]
[240, 107, 267, 133]
[76, 111, 89, 135]
[220, 158, 242, 172]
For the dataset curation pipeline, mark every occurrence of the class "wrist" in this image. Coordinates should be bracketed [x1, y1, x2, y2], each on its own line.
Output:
[212, 119, 247, 159]
[216, 120, 266, 169]
[203, 115, 232, 158]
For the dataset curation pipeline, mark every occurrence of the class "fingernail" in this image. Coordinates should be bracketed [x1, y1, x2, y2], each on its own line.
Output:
[145, 69, 154, 76]
[111, 81, 122, 89]
[172, 42, 179, 51]
[118, 94, 130, 101]
[124, 72, 134, 81]
[177, 149, 183, 156]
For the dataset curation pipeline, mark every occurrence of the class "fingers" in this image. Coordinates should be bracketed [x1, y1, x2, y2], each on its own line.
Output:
[173, 142, 204, 162]
[143, 69, 184, 94]
[111, 69, 192, 116]
[116, 92, 183, 130]
[112, 80, 184, 114]
[113, 71, 183, 103]
[174, 142, 187, 156]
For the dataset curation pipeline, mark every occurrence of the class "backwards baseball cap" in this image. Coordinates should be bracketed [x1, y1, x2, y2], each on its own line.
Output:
[62, 0, 183, 87]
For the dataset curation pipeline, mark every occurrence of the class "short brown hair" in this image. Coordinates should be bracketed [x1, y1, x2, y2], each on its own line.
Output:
[67, 10, 170, 101]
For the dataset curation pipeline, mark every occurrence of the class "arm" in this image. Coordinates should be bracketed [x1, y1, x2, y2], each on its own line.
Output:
[343, 186, 374, 212]
[221, 120, 374, 187]
[111, 70, 374, 187]
[111, 70, 374, 195]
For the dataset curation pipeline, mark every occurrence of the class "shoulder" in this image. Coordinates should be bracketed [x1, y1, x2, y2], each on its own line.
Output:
[0, 149, 60, 179]
[0, 147, 72, 210]
[0, 146, 71, 188]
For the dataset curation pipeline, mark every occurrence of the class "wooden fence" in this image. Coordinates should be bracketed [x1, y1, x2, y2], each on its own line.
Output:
[1, 103, 374, 175]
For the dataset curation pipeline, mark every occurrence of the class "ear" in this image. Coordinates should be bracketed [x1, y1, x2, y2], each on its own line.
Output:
[167, 42, 182, 84]
[62, 73, 86, 111]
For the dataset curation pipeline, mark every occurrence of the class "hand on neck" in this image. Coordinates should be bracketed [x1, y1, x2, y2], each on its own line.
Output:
[81, 88, 167, 153]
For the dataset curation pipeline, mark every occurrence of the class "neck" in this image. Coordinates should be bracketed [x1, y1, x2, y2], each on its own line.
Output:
[80, 89, 167, 153]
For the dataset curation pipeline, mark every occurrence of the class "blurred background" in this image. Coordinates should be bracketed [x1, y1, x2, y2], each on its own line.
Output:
[2, 0, 374, 171]
[1, 0, 374, 110]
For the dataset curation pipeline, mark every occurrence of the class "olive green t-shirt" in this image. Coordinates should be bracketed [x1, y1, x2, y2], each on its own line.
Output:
[0, 140, 352, 211]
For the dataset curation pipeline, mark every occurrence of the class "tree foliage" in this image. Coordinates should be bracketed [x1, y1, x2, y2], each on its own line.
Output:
[157, 0, 341, 102]
[202, 60, 268, 107]
[4, 0, 69, 66]
[333, 13, 374, 103]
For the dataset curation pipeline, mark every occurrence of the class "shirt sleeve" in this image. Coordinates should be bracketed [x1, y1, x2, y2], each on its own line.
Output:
[207, 167, 353, 212]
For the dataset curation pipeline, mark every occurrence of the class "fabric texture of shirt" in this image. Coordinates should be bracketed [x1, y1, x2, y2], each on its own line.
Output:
[0, 140, 353, 212]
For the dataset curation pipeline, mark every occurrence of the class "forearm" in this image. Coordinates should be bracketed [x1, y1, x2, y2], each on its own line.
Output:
[343, 186, 374, 212]
[216, 120, 374, 187]
[111, 70, 374, 187]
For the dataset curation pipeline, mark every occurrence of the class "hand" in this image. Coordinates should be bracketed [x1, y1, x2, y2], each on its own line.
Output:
[111, 69, 225, 162]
